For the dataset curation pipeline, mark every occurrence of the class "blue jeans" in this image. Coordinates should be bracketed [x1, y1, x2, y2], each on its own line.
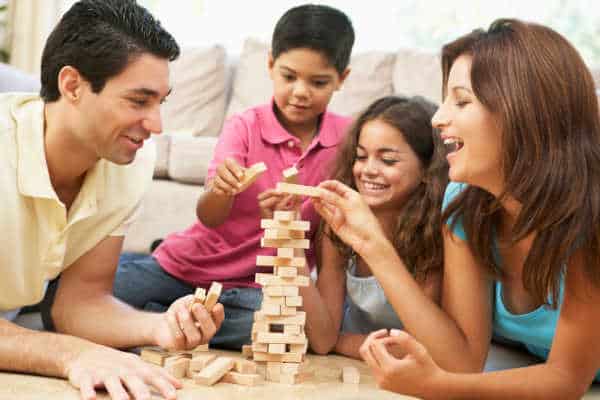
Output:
[113, 253, 262, 350]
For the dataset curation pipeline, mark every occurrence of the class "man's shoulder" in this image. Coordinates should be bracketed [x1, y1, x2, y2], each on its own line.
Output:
[0, 93, 40, 132]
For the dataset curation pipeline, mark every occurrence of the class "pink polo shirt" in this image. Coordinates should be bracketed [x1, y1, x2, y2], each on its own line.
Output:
[153, 102, 351, 290]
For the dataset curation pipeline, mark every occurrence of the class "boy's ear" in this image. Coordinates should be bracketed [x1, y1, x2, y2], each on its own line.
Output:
[57, 66, 84, 103]
[336, 67, 351, 90]
[267, 51, 275, 71]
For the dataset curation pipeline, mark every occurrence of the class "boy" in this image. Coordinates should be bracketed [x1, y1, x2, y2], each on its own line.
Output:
[114, 4, 355, 349]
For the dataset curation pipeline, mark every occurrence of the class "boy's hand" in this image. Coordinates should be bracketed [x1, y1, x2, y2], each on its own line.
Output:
[152, 295, 224, 351]
[257, 189, 302, 219]
[211, 157, 244, 196]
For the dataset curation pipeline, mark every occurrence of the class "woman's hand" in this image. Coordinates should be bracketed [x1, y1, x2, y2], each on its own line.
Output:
[312, 180, 386, 257]
[360, 329, 445, 398]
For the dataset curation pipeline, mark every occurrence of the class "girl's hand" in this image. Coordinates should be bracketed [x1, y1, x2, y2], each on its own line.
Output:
[360, 329, 444, 398]
[312, 180, 386, 256]
[211, 157, 245, 196]
[257, 189, 302, 219]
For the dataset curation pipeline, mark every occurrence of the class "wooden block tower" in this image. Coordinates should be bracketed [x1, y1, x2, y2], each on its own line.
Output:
[250, 209, 313, 384]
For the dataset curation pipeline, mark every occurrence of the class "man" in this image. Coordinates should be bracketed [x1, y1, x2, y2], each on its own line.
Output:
[0, 1, 223, 399]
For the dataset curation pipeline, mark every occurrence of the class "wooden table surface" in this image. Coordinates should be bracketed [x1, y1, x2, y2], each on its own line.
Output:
[0, 349, 412, 400]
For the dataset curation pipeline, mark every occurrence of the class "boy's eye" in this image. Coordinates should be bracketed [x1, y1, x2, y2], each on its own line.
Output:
[282, 73, 295, 81]
[313, 80, 328, 87]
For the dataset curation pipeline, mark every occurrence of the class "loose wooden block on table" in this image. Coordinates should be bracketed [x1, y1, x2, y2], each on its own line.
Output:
[237, 162, 267, 192]
[194, 357, 235, 386]
[164, 357, 189, 379]
[241, 344, 253, 358]
[276, 182, 322, 198]
[140, 347, 169, 366]
[221, 371, 263, 386]
[342, 366, 361, 384]
[234, 359, 258, 374]
[261, 219, 310, 231]
[188, 354, 217, 375]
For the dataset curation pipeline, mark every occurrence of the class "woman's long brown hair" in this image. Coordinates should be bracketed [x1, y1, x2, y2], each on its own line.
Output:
[441, 19, 600, 306]
[324, 96, 448, 282]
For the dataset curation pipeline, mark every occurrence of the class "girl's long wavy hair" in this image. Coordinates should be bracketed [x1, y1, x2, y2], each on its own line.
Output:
[441, 19, 600, 306]
[323, 95, 448, 282]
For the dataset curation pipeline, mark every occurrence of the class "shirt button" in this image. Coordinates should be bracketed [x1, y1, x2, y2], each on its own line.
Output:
[288, 141, 295, 148]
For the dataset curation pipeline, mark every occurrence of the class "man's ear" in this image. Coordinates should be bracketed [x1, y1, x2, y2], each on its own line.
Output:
[336, 67, 351, 91]
[57, 66, 84, 103]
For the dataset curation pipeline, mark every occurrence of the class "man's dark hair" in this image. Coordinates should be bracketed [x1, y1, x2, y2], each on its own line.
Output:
[40, 0, 180, 102]
[271, 4, 354, 74]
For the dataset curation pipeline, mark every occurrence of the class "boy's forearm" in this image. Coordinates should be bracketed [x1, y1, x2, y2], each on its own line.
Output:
[196, 187, 235, 227]
[0, 319, 87, 378]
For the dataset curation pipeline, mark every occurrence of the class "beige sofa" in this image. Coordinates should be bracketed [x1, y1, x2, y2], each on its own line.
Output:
[123, 38, 600, 253]
[122, 38, 446, 253]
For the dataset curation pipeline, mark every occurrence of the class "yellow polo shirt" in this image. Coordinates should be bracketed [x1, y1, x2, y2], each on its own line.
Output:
[0, 93, 156, 312]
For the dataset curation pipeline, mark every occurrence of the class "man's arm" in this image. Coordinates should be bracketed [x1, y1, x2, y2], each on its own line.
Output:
[51, 235, 224, 349]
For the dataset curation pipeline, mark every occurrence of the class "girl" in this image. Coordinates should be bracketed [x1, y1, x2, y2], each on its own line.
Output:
[303, 96, 448, 358]
[314, 19, 600, 399]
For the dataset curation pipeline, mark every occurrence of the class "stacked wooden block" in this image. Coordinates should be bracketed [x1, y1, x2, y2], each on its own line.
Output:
[250, 209, 313, 384]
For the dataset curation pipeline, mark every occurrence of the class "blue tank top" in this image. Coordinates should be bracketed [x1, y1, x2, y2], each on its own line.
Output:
[443, 182, 600, 380]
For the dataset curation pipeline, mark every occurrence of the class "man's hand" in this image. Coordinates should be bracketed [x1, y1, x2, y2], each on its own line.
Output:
[152, 294, 225, 351]
[66, 343, 181, 400]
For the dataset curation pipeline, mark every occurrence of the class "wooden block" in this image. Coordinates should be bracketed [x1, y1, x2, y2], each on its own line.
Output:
[251, 342, 269, 353]
[238, 162, 267, 192]
[254, 311, 306, 325]
[252, 321, 269, 333]
[282, 166, 299, 183]
[140, 347, 169, 366]
[194, 357, 235, 386]
[189, 287, 206, 312]
[234, 359, 257, 374]
[262, 285, 299, 297]
[279, 371, 313, 384]
[221, 371, 263, 386]
[257, 255, 306, 267]
[188, 353, 217, 375]
[275, 266, 298, 278]
[203, 282, 222, 312]
[262, 295, 285, 306]
[190, 344, 209, 353]
[280, 305, 297, 316]
[283, 324, 301, 335]
[263, 228, 305, 240]
[260, 302, 281, 316]
[268, 343, 287, 354]
[285, 296, 303, 307]
[277, 248, 296, 258]
[241, 344, 253, 359]
[280, 362, 311, 374]
[342, 366, 360, 384]
[273, 210, 298, 221]
[261, 219, 310, 231]
[255, 273, 309, 287]
[276, 182, 322, 198]
[255, 332, 307, 344]
[289, 342, 308, 353]
[164, 357, 189, 379]
[261, 238, 309, 249]
[253, 351, 304, 363]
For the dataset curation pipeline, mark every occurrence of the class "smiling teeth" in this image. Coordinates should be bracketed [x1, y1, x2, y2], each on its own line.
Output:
[364, 182, 386, 190]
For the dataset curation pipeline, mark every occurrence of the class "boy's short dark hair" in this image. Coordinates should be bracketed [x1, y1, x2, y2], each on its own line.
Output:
[40, 0, 180, 102]
[271, 4, 354, 74]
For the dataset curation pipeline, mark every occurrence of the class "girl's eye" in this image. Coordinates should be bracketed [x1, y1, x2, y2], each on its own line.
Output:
[456, 100, 470, 108]
[355, 155, 367, 161]
[382, 159, 398, 166]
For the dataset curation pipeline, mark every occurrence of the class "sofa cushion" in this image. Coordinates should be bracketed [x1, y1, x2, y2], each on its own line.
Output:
[161, 45, 227, 137]
[168, 134, 218, 184]
[225, 38, 395, 118]
[393, 48, 442, 104]
[0, 63, 40, 92]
